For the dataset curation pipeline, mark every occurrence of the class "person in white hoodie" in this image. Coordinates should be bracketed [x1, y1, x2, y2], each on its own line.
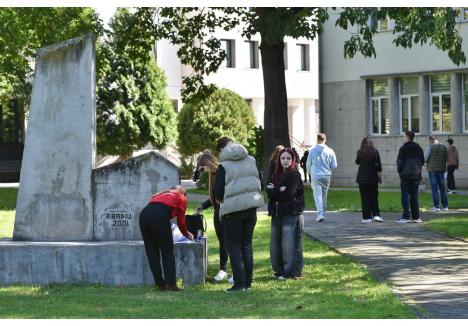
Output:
[306, 133, 338, 222]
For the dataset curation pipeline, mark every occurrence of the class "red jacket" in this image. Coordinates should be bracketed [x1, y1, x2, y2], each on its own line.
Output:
[149, 191, 189, 237]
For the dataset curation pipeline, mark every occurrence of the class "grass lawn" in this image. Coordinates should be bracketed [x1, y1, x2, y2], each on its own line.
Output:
[424, 216, 468, 240]
[189, 187, 468, 212]
[0, 188, 414, 318]
[0, 188, 16, 238]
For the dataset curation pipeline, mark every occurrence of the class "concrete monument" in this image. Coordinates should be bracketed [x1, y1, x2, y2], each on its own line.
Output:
[13, 34, 96, 241]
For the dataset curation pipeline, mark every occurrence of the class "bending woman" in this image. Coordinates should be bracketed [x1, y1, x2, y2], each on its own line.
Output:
[139, 185, 193, 291]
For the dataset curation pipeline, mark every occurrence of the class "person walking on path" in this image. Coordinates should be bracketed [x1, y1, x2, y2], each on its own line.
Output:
[424, 135, 448, 211]
[195, 150, 230, 282]
[139, 185, 194, 291]
[299, 150, 309, 183]
[213, 137, 263, 292]
[446, 138, 459, 194]
[306, 133, 338, 222]
[396, 130, 425, 224]
[267, 148, 305, 280]
[355, 137, 383, 223]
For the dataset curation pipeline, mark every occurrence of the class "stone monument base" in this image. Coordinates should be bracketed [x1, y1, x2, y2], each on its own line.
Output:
[0, 239, 207, 286]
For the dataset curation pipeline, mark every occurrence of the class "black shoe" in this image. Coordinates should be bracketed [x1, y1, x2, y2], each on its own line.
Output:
[225, 286, 246, 293]
[156, 284, 167, 291]
[166, 284, 184, 291]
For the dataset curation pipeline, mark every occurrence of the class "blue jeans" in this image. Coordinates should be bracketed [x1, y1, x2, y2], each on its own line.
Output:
[428, 171, 448, 208]
[270, 214, 304, 278]
[400, 179, 420, 220]
[311, 176, 331, 217]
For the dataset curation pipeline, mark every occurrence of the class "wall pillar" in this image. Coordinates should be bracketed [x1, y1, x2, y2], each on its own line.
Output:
[419, 75, 431, 135]
[451, 73, 463, 133]
[389, 77, 400, 135]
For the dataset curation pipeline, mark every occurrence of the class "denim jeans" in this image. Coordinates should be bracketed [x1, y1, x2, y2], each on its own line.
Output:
[400, 178, 420, 220]
[222, 208, 257, 289]
[270, 214, 304, 278]
[428, 171, 448, 208]
[311, 176, 331, 217]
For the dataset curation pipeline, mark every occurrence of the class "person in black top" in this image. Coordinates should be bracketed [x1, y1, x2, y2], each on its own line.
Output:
[299, 150, 309, 183]
[396, 130, 425, 223]
[195, 150, 230, 282]
[355, 137, 383, 223]
[267, 148, 304, 280]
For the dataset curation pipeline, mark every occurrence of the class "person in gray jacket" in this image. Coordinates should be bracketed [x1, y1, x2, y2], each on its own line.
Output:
[424, 136, 448, 211]
[213, 137, 263, 292]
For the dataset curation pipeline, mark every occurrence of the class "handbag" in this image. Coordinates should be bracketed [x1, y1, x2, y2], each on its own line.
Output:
[185, 213, 207, 237]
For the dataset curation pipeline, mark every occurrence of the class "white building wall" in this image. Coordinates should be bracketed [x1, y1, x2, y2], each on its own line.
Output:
[156, 27, 319, 151]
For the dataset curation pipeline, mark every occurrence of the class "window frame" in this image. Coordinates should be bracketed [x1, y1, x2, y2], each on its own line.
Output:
[399, 77, 419, 133]
[430, 75, 451, 134]
[463, 74, 468, 133]
[220, 39, 235, 68]
[369, 80, 389, 135]
[297, 43, 310, 71]
[245, 40, 259, 69]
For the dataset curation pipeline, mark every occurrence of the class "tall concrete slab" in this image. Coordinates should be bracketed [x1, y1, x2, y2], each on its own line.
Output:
[92, 152, 180, 241]
[13, 34, 96, 241]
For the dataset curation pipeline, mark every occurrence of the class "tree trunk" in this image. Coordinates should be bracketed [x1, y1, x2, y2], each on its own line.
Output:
[259, 39, 290, 176]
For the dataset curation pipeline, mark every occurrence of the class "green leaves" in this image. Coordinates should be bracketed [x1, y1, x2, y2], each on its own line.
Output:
[176, 88, 255, 156]
[96, 8, 176, 156]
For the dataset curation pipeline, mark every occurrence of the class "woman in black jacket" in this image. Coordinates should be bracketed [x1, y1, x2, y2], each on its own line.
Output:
[267, 148, 304, 279]
[355, 137, 383, 223]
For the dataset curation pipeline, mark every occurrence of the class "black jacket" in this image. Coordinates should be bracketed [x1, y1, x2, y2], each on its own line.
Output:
[355, 149, 382, 184]
[397, 140, 424, 180]
[267, 169, 304, 217]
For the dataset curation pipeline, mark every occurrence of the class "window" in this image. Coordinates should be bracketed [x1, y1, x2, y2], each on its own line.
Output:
[370, 79, 389, 135]
[462, 8, 468, 21]
[0, 99, 20, 143]
[245, 40, 259, 69]
[297, 44, 310, 71]
[369, 12, 392, 31]
[244, 98, 252, 108]
[220, 39, 235, 68]
[400, 77, 419, 133]
[430, 74, 451, 133]
[464, 74, 468, 132]
[283, 42, 288, 70]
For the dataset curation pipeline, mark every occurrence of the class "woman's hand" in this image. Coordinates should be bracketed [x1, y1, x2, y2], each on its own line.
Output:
[187, 231, 194, 240]
[267, 183, 275, 189]
[279, 186, 286, 192]
[195, 206, 203, 214]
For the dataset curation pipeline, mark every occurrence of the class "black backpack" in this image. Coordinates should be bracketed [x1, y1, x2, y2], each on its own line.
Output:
[185, 213, 207, 237]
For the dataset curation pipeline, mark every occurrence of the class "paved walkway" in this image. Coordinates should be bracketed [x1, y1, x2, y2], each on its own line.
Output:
[302, 210, 468, 319]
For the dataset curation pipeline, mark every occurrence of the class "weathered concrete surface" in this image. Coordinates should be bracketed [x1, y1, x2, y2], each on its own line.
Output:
[92, 152, 180, 240]
[14, 34, 96, 241]
[0, 238, 207, 286]
[303, 211, 468, 318]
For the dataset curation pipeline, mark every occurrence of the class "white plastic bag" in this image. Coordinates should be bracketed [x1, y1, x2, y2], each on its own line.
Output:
[171, 223, 190, 243]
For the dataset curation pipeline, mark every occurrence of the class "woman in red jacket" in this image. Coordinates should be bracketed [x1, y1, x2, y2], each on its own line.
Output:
[139, 185, 193, 291]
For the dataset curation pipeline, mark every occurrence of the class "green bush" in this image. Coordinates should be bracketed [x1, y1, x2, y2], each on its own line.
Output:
[244, 125, 264, 170]
[196, 171, 209, 190]
[177, 88, 256, 156]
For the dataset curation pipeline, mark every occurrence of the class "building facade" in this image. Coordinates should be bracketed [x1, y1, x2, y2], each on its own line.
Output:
[155, 29, 320, 151]
[320, 9, 468, 187]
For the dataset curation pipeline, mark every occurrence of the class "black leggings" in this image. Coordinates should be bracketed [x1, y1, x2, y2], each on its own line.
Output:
[213, 206, 229, 271]
[139, 203, 176, 286]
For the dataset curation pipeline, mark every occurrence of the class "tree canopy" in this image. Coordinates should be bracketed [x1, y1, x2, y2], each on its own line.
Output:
[96, 8, 176, 157]
[177, 88, 255, 156]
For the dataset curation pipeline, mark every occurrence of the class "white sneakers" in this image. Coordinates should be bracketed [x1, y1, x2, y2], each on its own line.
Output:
[430, 207, 440, 212]
[361, 219, 372, 224]
[316, 215, 324, 222]
[214, 270, 227, 282]
[228, 276, 234, 284]
[373, 216, 384, 222]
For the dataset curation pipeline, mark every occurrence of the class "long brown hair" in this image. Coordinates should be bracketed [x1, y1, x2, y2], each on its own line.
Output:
[274, 148, 297, 183]
[196, 150, 219, 204]
[357, 137, 376, 160]
[269, 145, 285, 162]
